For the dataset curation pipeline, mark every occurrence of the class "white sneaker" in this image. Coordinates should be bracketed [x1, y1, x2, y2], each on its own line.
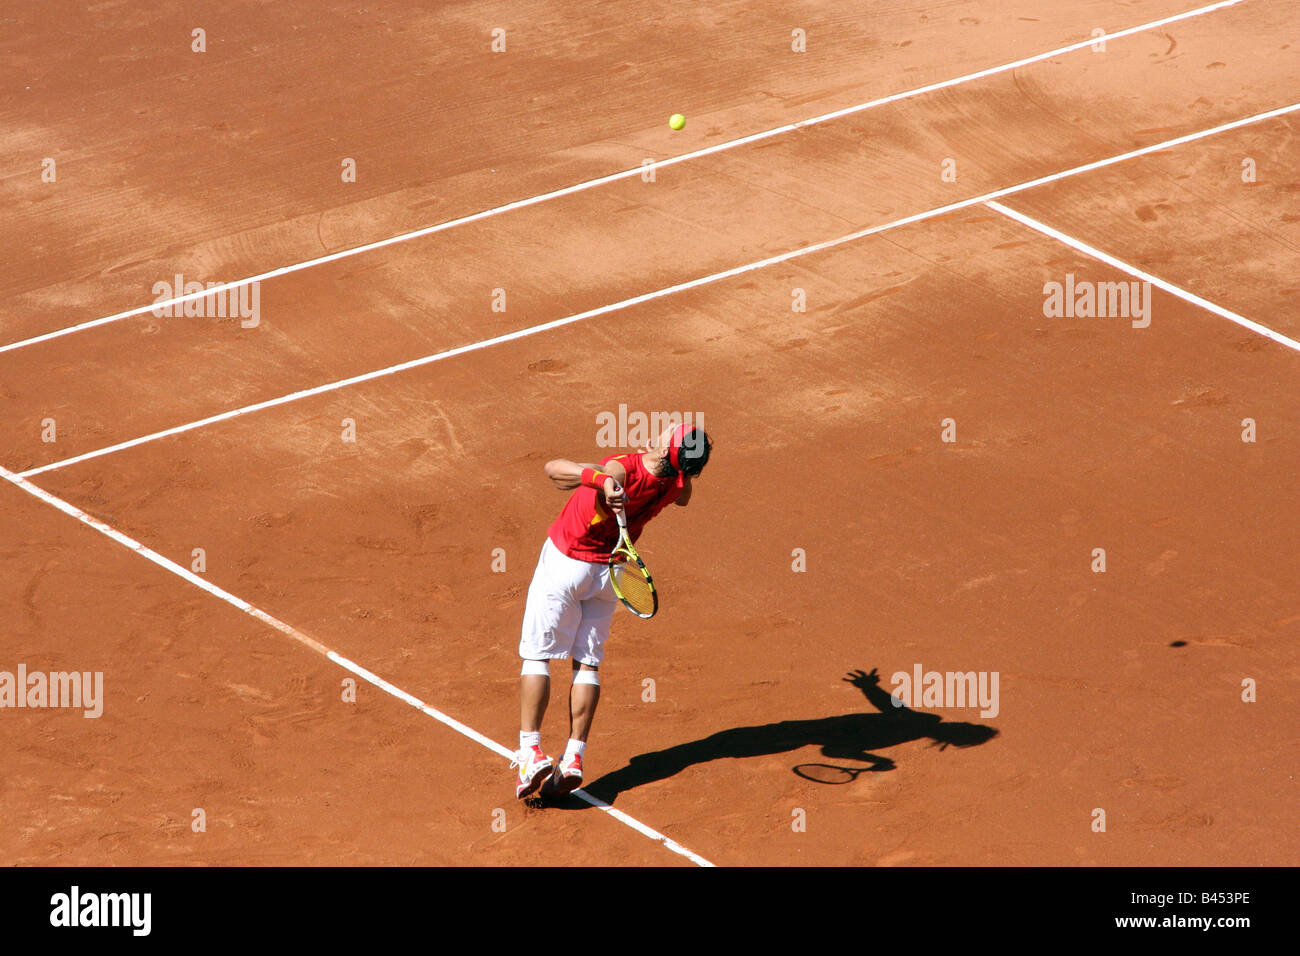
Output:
[511, 745, 554, 799]
[545, 752, 583, 796]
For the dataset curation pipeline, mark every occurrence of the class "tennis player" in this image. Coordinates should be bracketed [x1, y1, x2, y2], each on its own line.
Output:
[512, 422, 712, 799]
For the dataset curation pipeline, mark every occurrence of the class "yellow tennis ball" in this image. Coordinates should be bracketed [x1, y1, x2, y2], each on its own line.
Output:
[669, 113, 686, 130]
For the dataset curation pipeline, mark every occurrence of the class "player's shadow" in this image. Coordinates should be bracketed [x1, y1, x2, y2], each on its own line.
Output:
[553, 668, 997, 807]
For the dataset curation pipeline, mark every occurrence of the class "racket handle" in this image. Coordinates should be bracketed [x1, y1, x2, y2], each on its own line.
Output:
[608, 479, 627, 527]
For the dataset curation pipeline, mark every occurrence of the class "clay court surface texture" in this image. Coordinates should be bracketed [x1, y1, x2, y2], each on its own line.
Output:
[2, 0, 1297, 867]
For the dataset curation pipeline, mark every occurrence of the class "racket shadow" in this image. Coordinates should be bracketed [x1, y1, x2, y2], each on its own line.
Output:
[567, 667, 997, 807]
[792, 762, 891, 784]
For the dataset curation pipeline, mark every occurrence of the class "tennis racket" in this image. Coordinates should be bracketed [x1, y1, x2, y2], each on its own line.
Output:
[609, 506, 658, 618]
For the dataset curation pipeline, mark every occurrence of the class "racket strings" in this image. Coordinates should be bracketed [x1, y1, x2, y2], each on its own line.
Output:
[611, 557, 656, 615]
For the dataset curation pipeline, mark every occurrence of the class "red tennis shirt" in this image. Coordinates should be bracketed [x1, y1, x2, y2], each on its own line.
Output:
[547, 453, 681, 562]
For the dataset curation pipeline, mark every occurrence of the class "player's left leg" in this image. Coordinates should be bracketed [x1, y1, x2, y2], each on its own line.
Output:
[514, 540, 584, 799]
[513, 659, 555, 799]
[519, 661, 551, 737]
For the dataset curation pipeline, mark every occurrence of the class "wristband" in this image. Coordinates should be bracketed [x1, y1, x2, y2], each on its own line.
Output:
[580, 468, 611, 490]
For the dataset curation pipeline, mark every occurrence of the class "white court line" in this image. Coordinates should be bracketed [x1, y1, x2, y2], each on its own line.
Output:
[0, 0, 1248, 355]
[986, 201, 1300, 353]
[19, 99, 1300, 480]
[0, 464, 715, 867]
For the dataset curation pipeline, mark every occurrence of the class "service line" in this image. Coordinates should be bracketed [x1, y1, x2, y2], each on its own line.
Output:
[18, 99, 1300, 480]
[0, 0, 1248, 355]
[986, 201, 1300, 353]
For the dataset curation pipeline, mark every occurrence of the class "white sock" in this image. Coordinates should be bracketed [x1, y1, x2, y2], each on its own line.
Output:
[564, 739, 586, 759]
[520, 731, 541, 752]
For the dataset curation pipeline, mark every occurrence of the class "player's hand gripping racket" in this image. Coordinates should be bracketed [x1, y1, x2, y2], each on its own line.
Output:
[608, 501, 658, 619]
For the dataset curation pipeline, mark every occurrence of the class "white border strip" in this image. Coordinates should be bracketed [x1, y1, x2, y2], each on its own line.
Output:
[986, 200, 1300, 352]
[0, 464, 715, 867]
[19, 99, 1300, 480]
[0, 0, 1248, 355]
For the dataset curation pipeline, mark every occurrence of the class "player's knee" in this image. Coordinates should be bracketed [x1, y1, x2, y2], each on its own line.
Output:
[573, 668, 600, 687]
[521, 659, 550, 677]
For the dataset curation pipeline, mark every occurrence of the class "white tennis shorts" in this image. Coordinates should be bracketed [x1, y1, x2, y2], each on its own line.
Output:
[518, 538, 618, 667]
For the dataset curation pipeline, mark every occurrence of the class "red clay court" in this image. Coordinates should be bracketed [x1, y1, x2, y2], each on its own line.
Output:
[2, 0, 1297, 867]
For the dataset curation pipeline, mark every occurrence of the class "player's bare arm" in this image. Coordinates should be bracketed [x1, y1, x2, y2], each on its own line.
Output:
[544, 457, 628, 512]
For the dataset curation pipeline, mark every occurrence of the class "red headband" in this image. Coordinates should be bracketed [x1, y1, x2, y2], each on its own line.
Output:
[667, 424, 699, 487]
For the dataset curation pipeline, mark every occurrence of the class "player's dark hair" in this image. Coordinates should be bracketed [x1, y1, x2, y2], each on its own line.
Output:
[675, 427, 712, 477]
